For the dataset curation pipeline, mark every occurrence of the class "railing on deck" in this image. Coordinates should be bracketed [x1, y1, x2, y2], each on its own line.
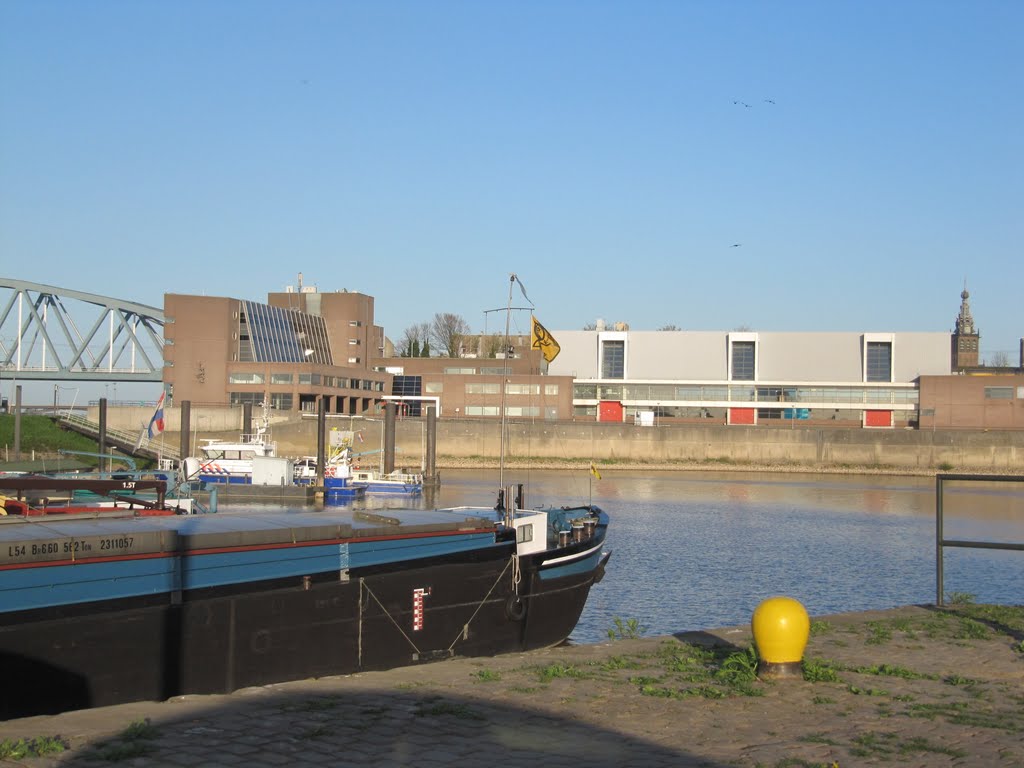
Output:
[935, 473, 1024, 606]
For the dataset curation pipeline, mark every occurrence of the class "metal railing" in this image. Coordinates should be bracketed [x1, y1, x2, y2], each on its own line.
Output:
[58, 412, 181, 463]
[935, 473, 1024, 606]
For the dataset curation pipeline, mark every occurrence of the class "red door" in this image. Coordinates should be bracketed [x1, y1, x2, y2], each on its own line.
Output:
[729, 408, 756, 425]
[864, 410, 893, 428]
[598, 401, 624, 423]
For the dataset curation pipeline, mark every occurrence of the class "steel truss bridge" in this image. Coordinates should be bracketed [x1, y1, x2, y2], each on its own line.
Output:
[0, 279, 164, 383]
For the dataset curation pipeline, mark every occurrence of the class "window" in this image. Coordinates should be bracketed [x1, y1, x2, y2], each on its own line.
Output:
[465, 405, 500, 416]
[985, 387, 1014, 400]
[516, 523, 533, 544]
[229, 373, 265, 384]
[269, 393, 293, 410]
[505, 406, 540, 417]
[731, 342, 755, 381]
[545, 384, 559, 396]
[425, 382, 443, 393]
[270, 373, 293, 385]
[229, 392, 263, 405]
[866, 342, 892, 382]
[506, 383, 540, 395]
[347, 357, 360, 364]
[393, 376, 422, 397]
[466, 382, 500, 394]
[444, 367, 477, 375]
[601, 340, 625, 378]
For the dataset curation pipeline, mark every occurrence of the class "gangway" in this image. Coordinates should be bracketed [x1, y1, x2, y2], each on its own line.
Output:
[57, 411, 180, 465]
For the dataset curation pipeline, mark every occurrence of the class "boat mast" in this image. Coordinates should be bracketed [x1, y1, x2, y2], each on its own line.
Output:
[498, 273, 515, 492]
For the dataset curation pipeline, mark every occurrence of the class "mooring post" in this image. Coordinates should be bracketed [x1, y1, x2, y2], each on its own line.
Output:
[98, 397, 107, 473]
[179, 400, 191, 463]
[425, 405, 437, 485]
[316, 397, 326, 490]
[384, 402, 396, 474]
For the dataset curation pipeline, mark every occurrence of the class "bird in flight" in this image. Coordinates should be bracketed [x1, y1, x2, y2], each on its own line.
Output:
[733, 100, 752, 108]
[730, 243, 742, 248]
[764, 98, 775, 104]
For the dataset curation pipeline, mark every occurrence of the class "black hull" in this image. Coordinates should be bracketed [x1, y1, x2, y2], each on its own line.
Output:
[0, 547, 601, 719]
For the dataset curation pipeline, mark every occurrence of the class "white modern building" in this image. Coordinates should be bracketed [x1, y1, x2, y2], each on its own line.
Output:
[547, 329, 952, 427]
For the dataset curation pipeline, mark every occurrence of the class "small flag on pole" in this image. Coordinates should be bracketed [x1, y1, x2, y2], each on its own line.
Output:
[147, 392, 166, 439]
[590, 462, 601, 480]
[531, 316, 560, 363]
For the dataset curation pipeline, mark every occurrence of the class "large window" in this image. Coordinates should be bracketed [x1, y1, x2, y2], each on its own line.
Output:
[866, 342, 892, 382]
[601, 340, 625, 378]
[731, 342, 755, 381]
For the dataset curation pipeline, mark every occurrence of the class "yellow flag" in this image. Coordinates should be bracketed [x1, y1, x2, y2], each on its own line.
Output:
[531, 316, 560, 363]
[590, 462, 601, 480]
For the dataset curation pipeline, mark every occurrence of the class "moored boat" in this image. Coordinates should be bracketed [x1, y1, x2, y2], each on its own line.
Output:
[0, 475, 609, 718]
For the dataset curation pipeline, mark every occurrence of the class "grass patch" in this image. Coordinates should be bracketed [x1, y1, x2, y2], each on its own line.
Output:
[864, 621, 893, 645]
[853, 663, 935, 680]
[0, 736, 67, 760]
[535, 663, 593, 683]
[473, 668, 502, 682]
[849, 730, 966, 758]
[802, 657, 843, 683]
[607, 617, 644, 640]
[808, 620, 833, 636]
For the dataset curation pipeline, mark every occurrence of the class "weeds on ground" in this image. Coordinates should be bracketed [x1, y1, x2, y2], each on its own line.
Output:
[607, 617, 644, 640]
[0, 736, 67, 760]
[632, 641, 765, 699]
[474, 668, 502, 682]
[86, 718, 159, 762]
[802, 657, 842, 683]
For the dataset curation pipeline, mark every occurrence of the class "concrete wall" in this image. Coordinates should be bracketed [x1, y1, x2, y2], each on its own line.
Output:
[98, 406, 1023, 472]
[414, 420, 1022, 472]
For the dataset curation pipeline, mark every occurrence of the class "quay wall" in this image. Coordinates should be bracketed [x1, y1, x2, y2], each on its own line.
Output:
[117, 406, 1023, 472]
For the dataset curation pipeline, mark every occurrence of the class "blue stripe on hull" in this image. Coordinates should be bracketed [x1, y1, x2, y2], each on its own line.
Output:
[0, 532, 502, 612]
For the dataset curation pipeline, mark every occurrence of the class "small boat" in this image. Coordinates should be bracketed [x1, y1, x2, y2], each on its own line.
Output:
[182, 407, 277, 485]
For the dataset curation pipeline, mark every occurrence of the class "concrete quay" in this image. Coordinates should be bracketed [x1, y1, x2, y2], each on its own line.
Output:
[1, 605, 1021, 767]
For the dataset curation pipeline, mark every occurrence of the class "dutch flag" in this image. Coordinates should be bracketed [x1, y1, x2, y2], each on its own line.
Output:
[147, 392, 166, 439]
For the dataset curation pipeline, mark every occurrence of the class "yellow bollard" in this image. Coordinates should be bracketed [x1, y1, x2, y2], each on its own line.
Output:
[751, 596, 810, 678]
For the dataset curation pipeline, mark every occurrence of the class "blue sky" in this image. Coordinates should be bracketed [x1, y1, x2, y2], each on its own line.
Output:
[2, 0, 1021, 361]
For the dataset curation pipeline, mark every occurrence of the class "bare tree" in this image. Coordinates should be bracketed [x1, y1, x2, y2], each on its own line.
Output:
[658, 324, 682, 331]
[582, 322, 597, 331]
[987, 351, 1011, 367]
[430, 313, 471, 358]
[398, 322, 431, 357]
[479, 333, 504, 358]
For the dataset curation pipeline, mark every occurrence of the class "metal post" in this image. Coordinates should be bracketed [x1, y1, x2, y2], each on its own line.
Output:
[384, 402, 396, 474]
[425, 406, 437, 485]
[935, 474, 945, 606]
[98, 398, 107, 473]
[13, 385, 22, 461]
[316, 397, 326, 488]
[243, 402, 252, 440]
[179, 400, 191, 463]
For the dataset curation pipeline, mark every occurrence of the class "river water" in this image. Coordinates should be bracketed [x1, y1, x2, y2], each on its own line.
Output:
[261, 469, 1024, 645]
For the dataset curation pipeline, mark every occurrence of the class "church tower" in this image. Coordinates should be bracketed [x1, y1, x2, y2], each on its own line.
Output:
[951, 287, 980, 370]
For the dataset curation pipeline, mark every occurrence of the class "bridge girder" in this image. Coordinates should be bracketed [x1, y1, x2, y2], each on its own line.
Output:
[0, 278, 164, 382]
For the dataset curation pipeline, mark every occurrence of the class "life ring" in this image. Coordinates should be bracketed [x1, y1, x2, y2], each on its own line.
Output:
[505, 594, 527, 622]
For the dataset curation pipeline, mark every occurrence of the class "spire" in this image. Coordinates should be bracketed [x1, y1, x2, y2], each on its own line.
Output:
[955, 285, 975, 335]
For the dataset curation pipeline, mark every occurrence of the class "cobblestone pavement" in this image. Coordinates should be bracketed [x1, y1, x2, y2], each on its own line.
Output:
[2, 606, 1021, 767]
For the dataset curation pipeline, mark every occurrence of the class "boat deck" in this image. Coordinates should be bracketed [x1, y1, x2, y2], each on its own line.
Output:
[0, 507, 501, 567]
